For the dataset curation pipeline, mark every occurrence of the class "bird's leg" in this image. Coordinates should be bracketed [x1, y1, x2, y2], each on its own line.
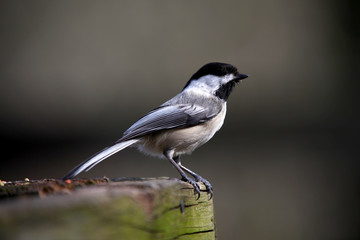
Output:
[174, 156, 213, 199]
[164, 150, 201, 199]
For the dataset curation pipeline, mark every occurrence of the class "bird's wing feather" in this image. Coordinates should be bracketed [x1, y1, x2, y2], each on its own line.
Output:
[117, 104, 219, 142]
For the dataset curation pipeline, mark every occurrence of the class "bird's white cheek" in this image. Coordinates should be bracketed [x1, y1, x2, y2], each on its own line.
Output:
[221, 74, 235, 85]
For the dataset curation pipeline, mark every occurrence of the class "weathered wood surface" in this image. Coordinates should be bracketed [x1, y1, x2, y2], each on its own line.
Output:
[0, 177, 215, 240]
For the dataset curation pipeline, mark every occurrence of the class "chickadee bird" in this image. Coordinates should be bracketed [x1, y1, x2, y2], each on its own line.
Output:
[63, 62, 248, 199]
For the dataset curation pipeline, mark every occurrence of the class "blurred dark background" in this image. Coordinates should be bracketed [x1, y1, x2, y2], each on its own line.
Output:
[0, 1, 359, 239]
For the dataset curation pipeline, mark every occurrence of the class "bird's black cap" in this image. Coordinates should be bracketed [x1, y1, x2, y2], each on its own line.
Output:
[190, 62, 239, 80]
[183, 62, 246, 90]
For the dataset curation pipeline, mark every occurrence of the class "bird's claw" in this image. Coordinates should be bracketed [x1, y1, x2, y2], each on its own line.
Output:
[195, 176, 213, 200]
[181, 176, 201, 200]
[181, 175, 213, 200]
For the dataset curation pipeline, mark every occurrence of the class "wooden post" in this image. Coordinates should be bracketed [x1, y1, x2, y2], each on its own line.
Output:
[0, 178, 215, 240]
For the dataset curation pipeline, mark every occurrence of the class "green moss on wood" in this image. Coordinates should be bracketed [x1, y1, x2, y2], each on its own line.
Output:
[0, 178, 215, 240]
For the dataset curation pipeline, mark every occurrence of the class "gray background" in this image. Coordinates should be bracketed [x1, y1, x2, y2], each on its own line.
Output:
[1, 1, 359, 239]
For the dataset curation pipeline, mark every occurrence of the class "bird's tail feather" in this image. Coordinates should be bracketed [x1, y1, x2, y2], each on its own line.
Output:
[62, 139, 139, 180]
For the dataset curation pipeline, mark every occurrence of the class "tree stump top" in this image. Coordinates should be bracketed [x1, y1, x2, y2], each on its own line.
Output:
[0, 177, 216, 240]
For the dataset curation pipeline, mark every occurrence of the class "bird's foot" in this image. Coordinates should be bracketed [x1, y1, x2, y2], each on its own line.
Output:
[195, 176, 213, 200]
[181, 176, 201, 200]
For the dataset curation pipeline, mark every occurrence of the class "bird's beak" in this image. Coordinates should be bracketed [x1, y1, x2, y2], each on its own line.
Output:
[234, 73, 248, 82]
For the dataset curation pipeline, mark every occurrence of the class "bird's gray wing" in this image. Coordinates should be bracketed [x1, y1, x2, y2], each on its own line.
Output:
[117, 104, 220, 142]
